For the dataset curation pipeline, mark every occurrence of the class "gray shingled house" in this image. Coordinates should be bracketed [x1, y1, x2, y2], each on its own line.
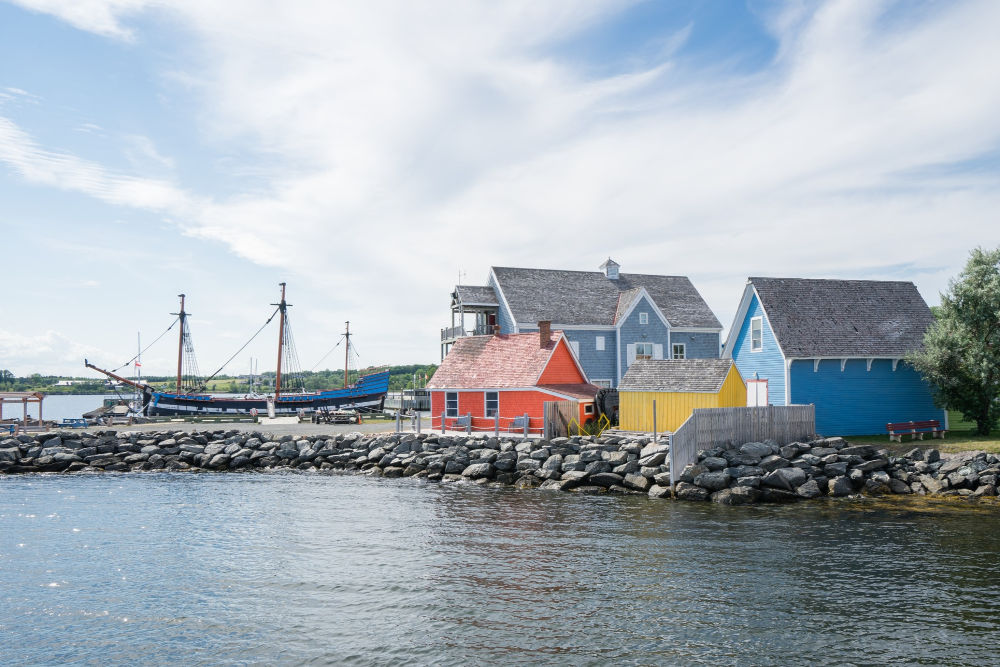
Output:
[442, 258, 722, 388]
[722, 277, 946, 435]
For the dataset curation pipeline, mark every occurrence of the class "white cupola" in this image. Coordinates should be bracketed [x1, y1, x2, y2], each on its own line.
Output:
[599, 257, 620, 280]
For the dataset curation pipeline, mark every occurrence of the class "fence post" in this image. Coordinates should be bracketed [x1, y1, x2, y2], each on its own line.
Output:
[652, 399, 657, 443]
[466, 412, 472, 435]
[494, 412, 499, 438]
[523, 412, 529, 438]
[416, 411, 422, 434]
[441, 412, 445, 434]
[668, 431, 676, 493]
[395, 412, 400, 433]
[411, 411, 417, 432]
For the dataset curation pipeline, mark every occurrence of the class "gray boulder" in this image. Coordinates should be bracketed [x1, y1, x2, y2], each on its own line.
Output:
[796, 479, 822, 499]
[762, 467, 807, 491]
[675, 482, 710, 501]
[740, 442, 773, 459]
[828, 476, 853, 497]
[693, 471, 731, 491]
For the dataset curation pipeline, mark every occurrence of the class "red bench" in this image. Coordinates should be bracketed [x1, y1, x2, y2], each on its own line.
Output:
[887, 420, 946, 442]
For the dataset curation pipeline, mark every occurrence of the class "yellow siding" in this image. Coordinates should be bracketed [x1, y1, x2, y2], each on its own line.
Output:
[619, 364, 747, 432]
[718, 364, 747, 409]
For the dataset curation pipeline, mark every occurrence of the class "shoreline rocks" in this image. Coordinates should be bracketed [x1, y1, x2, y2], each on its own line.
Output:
[1, 429, 997, 505]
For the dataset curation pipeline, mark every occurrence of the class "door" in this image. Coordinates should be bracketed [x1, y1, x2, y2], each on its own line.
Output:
[747, 379, 768, 407]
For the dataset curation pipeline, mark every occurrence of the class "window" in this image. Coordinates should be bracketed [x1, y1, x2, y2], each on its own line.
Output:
[672, 343, 686, 359]
[584, 403, 595, 415]
[750, 317, 763, 352]
[639, 312, 648, 325]
[595, 336, 605, 351]
[485, 391, 498, 418]
[445, 392, 458, 417]
[592, 379, 612, 388]
[569, 341, 580, 357]
[636, 342, 653, 360]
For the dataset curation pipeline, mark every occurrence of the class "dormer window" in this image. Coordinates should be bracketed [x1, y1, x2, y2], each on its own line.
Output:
[599, 257, 620, 280]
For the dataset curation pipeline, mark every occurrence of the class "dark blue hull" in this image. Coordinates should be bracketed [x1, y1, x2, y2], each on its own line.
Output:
[146, 371, 390, 417]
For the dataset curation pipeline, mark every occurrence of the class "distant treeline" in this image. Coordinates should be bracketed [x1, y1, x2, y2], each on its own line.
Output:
[0, 364, 438, 395]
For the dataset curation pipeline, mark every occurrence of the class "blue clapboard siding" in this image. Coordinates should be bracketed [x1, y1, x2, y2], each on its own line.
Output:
[619, 295, 670, 384]
[729, 293, 786, 405]
[564, 329, 617, 385]
[790, 359, 946, 436]
[670, 331, 720, 359]
[489, 274, 517, 333]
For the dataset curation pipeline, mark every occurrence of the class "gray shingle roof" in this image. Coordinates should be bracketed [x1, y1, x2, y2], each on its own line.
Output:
[491, 267, 721, 328]
[751, 277, 935, 357]
[454, 285, 498, 307]
[620, 359, 737, 392]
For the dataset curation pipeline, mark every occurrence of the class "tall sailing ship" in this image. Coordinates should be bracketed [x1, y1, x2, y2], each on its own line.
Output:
[86, 284, 390, 417]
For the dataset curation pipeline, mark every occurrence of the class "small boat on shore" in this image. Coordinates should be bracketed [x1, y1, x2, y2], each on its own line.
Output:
[86, 284, 390, 417]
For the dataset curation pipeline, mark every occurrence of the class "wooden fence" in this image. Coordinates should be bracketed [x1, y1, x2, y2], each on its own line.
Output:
[669, 405, 816, 486]
[544, 401, 577, 439]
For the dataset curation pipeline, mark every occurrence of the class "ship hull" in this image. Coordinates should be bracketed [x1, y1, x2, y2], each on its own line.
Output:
[145, 371, 390, 417]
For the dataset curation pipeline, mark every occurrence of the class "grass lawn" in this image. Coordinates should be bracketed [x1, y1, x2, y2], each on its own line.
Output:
[844, 410, 1000, 455]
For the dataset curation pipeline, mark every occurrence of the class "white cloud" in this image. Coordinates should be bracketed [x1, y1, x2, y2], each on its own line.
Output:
[0, 328, 117, 376]
[2, 0, 999, 369]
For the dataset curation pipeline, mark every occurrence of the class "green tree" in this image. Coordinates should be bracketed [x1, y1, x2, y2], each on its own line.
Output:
[908, 247, 1000, 435]
[0, 369, 13, 389]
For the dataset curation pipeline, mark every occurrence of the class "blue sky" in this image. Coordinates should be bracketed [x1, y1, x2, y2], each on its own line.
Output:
[0, 0, 997, 377]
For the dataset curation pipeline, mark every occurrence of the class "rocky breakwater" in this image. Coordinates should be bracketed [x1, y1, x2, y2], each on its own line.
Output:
[674, 437, 1000, 504]
[2, 431, 996, 506]
[0, 430, 675, 495]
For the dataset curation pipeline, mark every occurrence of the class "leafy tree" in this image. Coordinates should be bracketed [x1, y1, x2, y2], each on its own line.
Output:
[908, 247, 1000, 435]
[0, 369, 13, 389]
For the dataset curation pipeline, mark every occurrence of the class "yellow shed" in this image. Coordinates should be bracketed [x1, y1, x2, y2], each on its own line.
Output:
[618, 359, 746, 432]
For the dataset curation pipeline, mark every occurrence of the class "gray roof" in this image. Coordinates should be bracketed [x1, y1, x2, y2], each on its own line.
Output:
[491, 267, 721, 328]
[620, 359, 737, 392]
[750, 277, 935, 357]
[454, 285, 498, 307]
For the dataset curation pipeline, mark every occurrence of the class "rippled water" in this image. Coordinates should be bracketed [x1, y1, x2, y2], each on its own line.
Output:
[2, 473, 998, 666]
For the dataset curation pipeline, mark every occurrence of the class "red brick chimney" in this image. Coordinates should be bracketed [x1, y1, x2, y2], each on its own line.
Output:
[538, 320, 551, 347]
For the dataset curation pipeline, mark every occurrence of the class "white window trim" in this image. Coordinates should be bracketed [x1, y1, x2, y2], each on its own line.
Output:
[569, 340, 580, 357]
[484, 390, 498, 418]
[639, 312, 649, 325]
[595, 335, 605, 351]
[750, 316, 763, 353]
[635, 341, 654, 360]
[591, 379, 612, 388]
[445, 391, 458, 418]
[672, 343, 686, 359]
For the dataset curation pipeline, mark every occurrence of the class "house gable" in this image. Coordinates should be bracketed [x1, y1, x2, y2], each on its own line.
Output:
[537, 337, 588, 385]
[727, 289, 787, 405]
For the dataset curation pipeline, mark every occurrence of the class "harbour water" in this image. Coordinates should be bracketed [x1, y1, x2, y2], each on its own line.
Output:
[1, 472, 998, 665]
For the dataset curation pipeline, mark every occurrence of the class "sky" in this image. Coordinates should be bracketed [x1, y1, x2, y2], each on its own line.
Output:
[0, 0, 998, 378]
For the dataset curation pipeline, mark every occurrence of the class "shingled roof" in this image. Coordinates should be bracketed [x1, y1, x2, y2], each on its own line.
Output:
[453, 285, 498, 307]
[427, 331, 595, 391]
[620, 359, 738, 392]
[750, 277, 935, 357]
[491, 267, 721, 328]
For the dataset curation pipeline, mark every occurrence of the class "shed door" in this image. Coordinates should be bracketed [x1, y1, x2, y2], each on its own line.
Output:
[747, 379, 768, 407]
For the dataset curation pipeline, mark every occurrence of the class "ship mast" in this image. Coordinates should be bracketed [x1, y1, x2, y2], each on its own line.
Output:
[172, 294, 187, 392]
[273, 283, 288, 398]
[344, 321, 350, 389]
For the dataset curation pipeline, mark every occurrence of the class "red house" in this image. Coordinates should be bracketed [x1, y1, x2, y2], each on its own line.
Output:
[427, 322, 599, 434]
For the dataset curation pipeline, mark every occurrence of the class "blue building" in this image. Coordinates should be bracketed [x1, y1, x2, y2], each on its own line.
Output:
[722, 277, 946, 435]
[442, 259, 722, 388]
